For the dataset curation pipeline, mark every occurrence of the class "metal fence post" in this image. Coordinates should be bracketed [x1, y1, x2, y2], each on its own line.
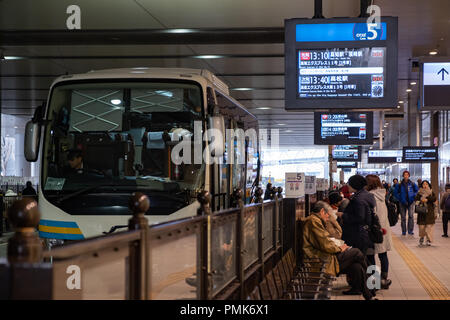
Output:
[128, 192, 149, 300]
[197, 191, 211, 300]
[235, 189, 245, 299]
[255, 187, 264, 285]
[7, 198, 42, 263]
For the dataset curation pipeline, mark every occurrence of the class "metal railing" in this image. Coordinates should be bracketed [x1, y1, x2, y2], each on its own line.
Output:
[0, 189, 308, 300]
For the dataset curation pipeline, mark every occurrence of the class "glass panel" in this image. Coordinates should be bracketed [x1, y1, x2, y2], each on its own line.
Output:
[149, 232, 199, 300]
[262, 203, 274, 253]
[41, 81, 205, 218]
[211, 218, 237, 296]
[243, 206, 259, 269]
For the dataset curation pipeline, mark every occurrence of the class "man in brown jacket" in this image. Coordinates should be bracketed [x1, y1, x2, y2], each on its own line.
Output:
[302, 201, 376, 300]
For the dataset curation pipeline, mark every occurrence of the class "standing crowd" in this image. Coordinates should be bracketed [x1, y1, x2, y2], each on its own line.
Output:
[302, 170, 450, 300]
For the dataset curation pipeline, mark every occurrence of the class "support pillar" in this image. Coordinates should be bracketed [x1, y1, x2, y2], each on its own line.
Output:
[431, 111, 439, 192]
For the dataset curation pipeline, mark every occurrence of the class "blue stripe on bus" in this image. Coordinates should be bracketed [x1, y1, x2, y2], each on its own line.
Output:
[39, 219, 79, 228]
[39, 231, 85, 240]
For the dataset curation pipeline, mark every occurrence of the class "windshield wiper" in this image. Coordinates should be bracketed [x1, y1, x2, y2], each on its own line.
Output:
[55, 184, 114, 204]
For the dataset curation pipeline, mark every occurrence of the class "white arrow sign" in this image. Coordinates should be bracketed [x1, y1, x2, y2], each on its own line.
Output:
[423, 62, 450, 86]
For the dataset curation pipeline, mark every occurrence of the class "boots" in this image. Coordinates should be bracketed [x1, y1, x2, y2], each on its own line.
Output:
[381, 272, 392, 289]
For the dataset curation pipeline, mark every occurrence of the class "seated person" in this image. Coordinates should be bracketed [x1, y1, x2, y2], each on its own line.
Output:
[302, 201, 376, 300]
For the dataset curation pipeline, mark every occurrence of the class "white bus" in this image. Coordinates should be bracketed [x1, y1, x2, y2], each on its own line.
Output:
[24, 68, 261, 246]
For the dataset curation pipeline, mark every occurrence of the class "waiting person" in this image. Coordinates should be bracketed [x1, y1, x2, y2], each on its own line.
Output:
[264, 183, 273, 200]
[22, 181, 37, 197]
[394, 171, 419, 235]
[340, 182, 351, 199]
[415, 180, 437, 246]
[439, 183, 450, 237]
[342, 174, 375, 256]
[365, 175, 393, 290]
[328, 191, 344, 227]
[302, 201, 376, 300]
[325, 192, 343, 239]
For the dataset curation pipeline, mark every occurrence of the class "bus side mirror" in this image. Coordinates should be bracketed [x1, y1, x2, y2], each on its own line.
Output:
[24, 105, 44, 162]
[208, 115, 225, 157]
[24, 121, 41, 162]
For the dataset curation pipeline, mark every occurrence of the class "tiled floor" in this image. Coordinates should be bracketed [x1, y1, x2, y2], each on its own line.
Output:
[331, 214, 450, 300]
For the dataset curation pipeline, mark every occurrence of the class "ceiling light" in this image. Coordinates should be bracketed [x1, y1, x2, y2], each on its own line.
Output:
[406, 88, 412, 92]
[166, 29, 196, 33]
[131, 71, 146, 74]
[429, 50, 438, 55]
[4, 56, 24, 60]
[398, 100, 404, 104]
[14, 126, 18, 129]
[110, 99, 122, 105]
[278, 123, 286, 126]
[132, 67, 149, 70]
[397, 105, 401, 108]
[285, 130, 293, 133]
[232, 88, 253, 91]
[194, 55, 224, 59]
[256, 107, 271, 110]
[410, 81, 417, 85]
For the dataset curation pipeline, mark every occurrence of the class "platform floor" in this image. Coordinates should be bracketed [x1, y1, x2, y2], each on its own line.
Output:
[331, 216, 450, 300]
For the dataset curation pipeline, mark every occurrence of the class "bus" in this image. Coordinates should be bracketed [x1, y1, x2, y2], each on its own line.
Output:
[24, 67, 261, 247]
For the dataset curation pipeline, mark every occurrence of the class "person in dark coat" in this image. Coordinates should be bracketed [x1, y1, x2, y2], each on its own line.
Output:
[342, 174, 375, 256]
[415, 180, 437, 246]
[393, 170, 419, 235]
[22, 181, 37, 197]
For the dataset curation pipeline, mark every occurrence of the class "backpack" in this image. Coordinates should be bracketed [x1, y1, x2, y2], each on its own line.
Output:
[445, 195, 450, 212]
[386, 200, 398, 226]
[367, 206, 384, 244]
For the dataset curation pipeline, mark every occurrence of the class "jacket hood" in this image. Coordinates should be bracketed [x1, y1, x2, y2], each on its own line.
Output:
[370, 188, 386, 202]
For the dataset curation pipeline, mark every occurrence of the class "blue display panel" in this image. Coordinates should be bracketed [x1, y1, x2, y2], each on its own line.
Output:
[296, 22, 387, 42]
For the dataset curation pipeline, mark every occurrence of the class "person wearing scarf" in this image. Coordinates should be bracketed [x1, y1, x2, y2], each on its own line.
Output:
[415, 180, 437, 246]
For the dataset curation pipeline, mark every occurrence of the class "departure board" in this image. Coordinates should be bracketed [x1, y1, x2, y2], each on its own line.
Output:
[332, 145, 361, 161]
[403, 147, 438, 162]
[368, 149, 402, 163]
[298, 47, 386, 98]
[314, 112, 373, 145]
[337, 161, 357, 168]
[284, 17, 398, 110]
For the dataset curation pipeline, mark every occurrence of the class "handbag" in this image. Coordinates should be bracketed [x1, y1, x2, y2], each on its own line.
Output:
[415, 201, 428, 215]
[367, 207, 383, 244]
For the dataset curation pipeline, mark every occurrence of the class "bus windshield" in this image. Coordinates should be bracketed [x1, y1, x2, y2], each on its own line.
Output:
[41, 80, 205, 215]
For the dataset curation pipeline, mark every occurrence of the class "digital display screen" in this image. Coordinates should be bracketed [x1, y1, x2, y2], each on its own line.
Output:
[298, 47, 386, 99]
[314, 112, 373, 145]
[403, 147, 438, 162]
[368, 149, 402, 163]
[332, 145, 361, 161]
[284, 17, 398, 110]
[337, 161, 357, 168]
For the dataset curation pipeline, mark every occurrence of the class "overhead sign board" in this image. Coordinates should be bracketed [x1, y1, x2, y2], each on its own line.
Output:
[368, 149, 402, 163]
[421, 60, 450, 108]
[285, 17, 398, 110]
[316, 178, 328, 191]
[285, 172, 305, 198]
[314, 112, 373, 145]
[357, 168, 386, 176]
[332, 145, 361, 161]
[403, 146, 438, 162]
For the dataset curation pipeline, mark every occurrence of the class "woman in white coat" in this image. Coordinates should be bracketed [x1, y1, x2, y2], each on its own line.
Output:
[365, 174, 393, 290]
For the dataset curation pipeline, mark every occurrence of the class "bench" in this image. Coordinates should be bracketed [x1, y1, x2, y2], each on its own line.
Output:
[248, 249, 334, 300]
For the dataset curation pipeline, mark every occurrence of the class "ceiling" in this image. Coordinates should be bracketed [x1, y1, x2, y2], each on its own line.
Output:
[1, 0, 449, 147]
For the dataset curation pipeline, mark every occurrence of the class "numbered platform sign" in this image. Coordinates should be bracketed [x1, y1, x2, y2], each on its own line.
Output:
[285, 172, 305, 198]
